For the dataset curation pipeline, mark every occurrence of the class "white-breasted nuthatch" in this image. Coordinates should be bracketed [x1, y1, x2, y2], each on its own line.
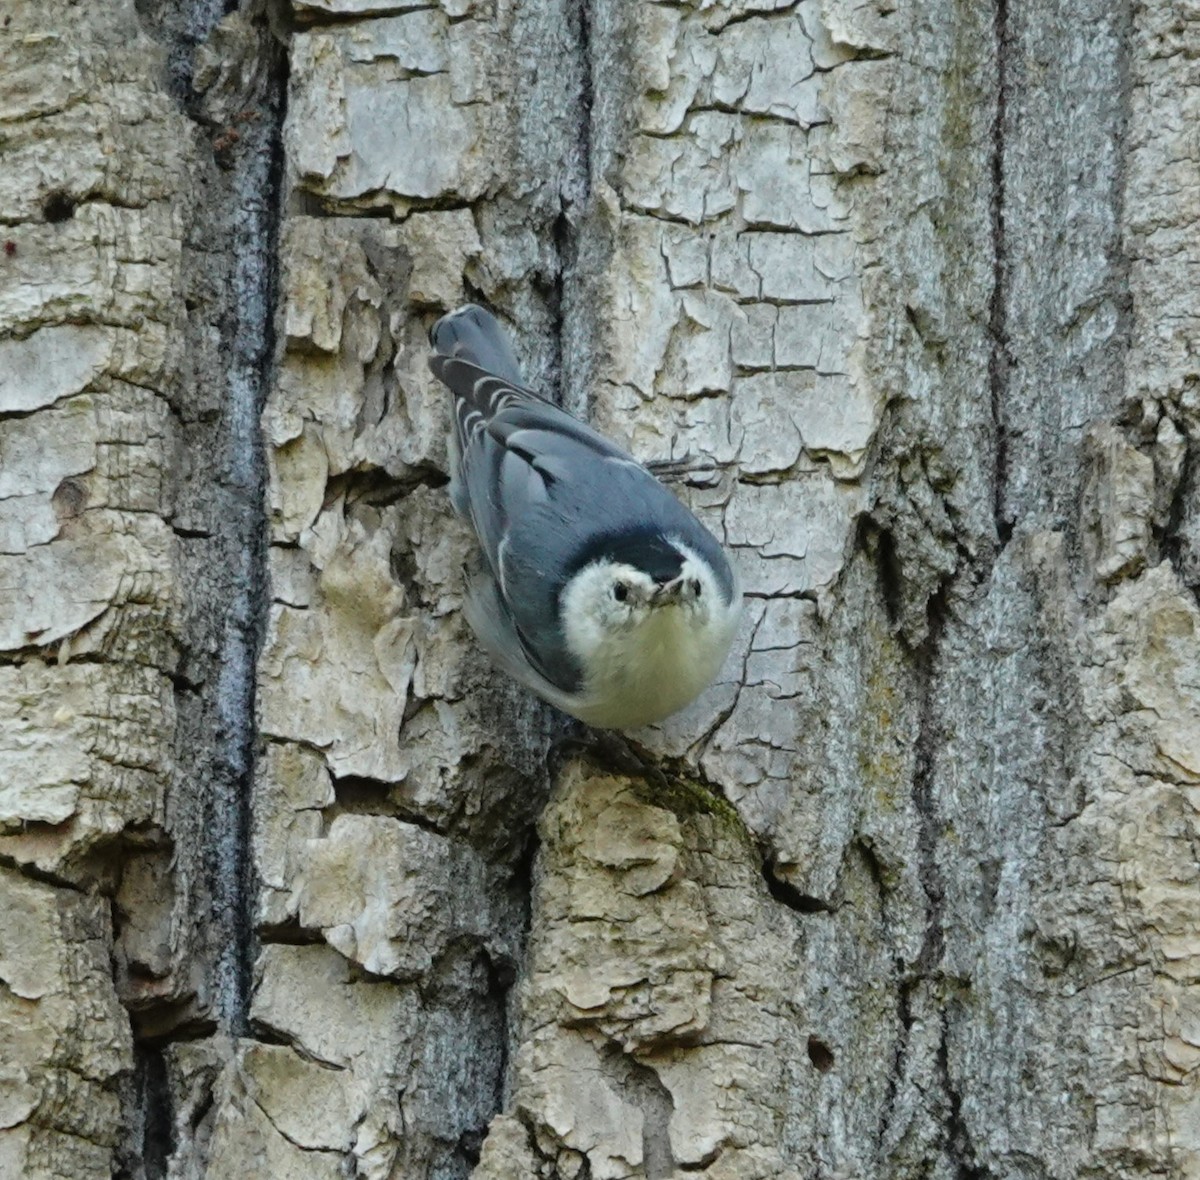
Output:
[428, 304, 741, 729]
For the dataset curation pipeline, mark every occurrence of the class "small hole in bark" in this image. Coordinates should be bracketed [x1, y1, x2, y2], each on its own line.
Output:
[762, 861, 832, 914]
[190, 1088, 214, 1131]
[52, 476, 87, 519]
[807, 1036, 834, 1072]
[42, 191, 77, 223]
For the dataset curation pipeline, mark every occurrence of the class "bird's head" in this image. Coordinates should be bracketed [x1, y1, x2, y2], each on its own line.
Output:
[558, 531, 725, 650]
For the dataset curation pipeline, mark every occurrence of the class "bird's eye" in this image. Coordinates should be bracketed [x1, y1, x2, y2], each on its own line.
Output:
[690, 579, 702, 596]
[613, 583, 629, 602]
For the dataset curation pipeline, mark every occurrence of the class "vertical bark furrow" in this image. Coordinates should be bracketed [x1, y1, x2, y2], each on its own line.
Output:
[135, 0, 288, 1167]
[987, 0, 1012, 546]
[200, 17, 287, 1038]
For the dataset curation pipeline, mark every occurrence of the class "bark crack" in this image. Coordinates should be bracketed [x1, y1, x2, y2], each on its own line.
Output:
[940, 1012, 990, 1180]
[599, 1044, 676, 1179]
[117, 1046, 175, 1180]
[988, 0, 1012, 549]
[205, 10, 286, 1040]
[108, 1, 288, 1173]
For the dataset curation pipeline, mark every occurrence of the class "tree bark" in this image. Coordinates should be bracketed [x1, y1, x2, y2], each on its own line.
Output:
[2, 0, 1198, 1177]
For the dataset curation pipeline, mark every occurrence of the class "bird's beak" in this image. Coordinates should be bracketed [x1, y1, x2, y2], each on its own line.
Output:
[652, 576, 686, 605]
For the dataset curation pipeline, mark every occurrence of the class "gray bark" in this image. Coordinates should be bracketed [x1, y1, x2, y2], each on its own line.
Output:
[1, 0, 1198, 1177]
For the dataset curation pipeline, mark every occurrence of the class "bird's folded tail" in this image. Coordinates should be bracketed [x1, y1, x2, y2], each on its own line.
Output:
[429, 304, 525, 386]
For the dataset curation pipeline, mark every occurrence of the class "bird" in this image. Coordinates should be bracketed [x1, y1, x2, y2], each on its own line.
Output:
[427, 304, 742, 730]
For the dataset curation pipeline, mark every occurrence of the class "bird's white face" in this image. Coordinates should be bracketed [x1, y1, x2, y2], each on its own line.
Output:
[565, 553, 716, 642]
[560, 540, 735, 663]
[557, 543, 740, 727]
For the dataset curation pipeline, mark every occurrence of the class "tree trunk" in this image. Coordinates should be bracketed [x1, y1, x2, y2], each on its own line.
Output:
[2, 0, 1198, 1177]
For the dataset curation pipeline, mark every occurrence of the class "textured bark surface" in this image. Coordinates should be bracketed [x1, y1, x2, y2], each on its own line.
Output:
[2, 0, 1199, 1177]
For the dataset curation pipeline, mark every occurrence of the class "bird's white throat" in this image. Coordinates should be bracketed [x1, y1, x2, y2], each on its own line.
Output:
[568, 603, 735, 729]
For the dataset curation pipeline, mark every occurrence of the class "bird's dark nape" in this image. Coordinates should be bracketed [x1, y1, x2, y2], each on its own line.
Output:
[429, 303, 525, 385]
[566, 529, 685, 584]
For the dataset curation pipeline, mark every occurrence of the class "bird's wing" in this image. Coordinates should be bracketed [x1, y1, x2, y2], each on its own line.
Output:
[461, 566, 588, 712]
[429, 352, 652, 579]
